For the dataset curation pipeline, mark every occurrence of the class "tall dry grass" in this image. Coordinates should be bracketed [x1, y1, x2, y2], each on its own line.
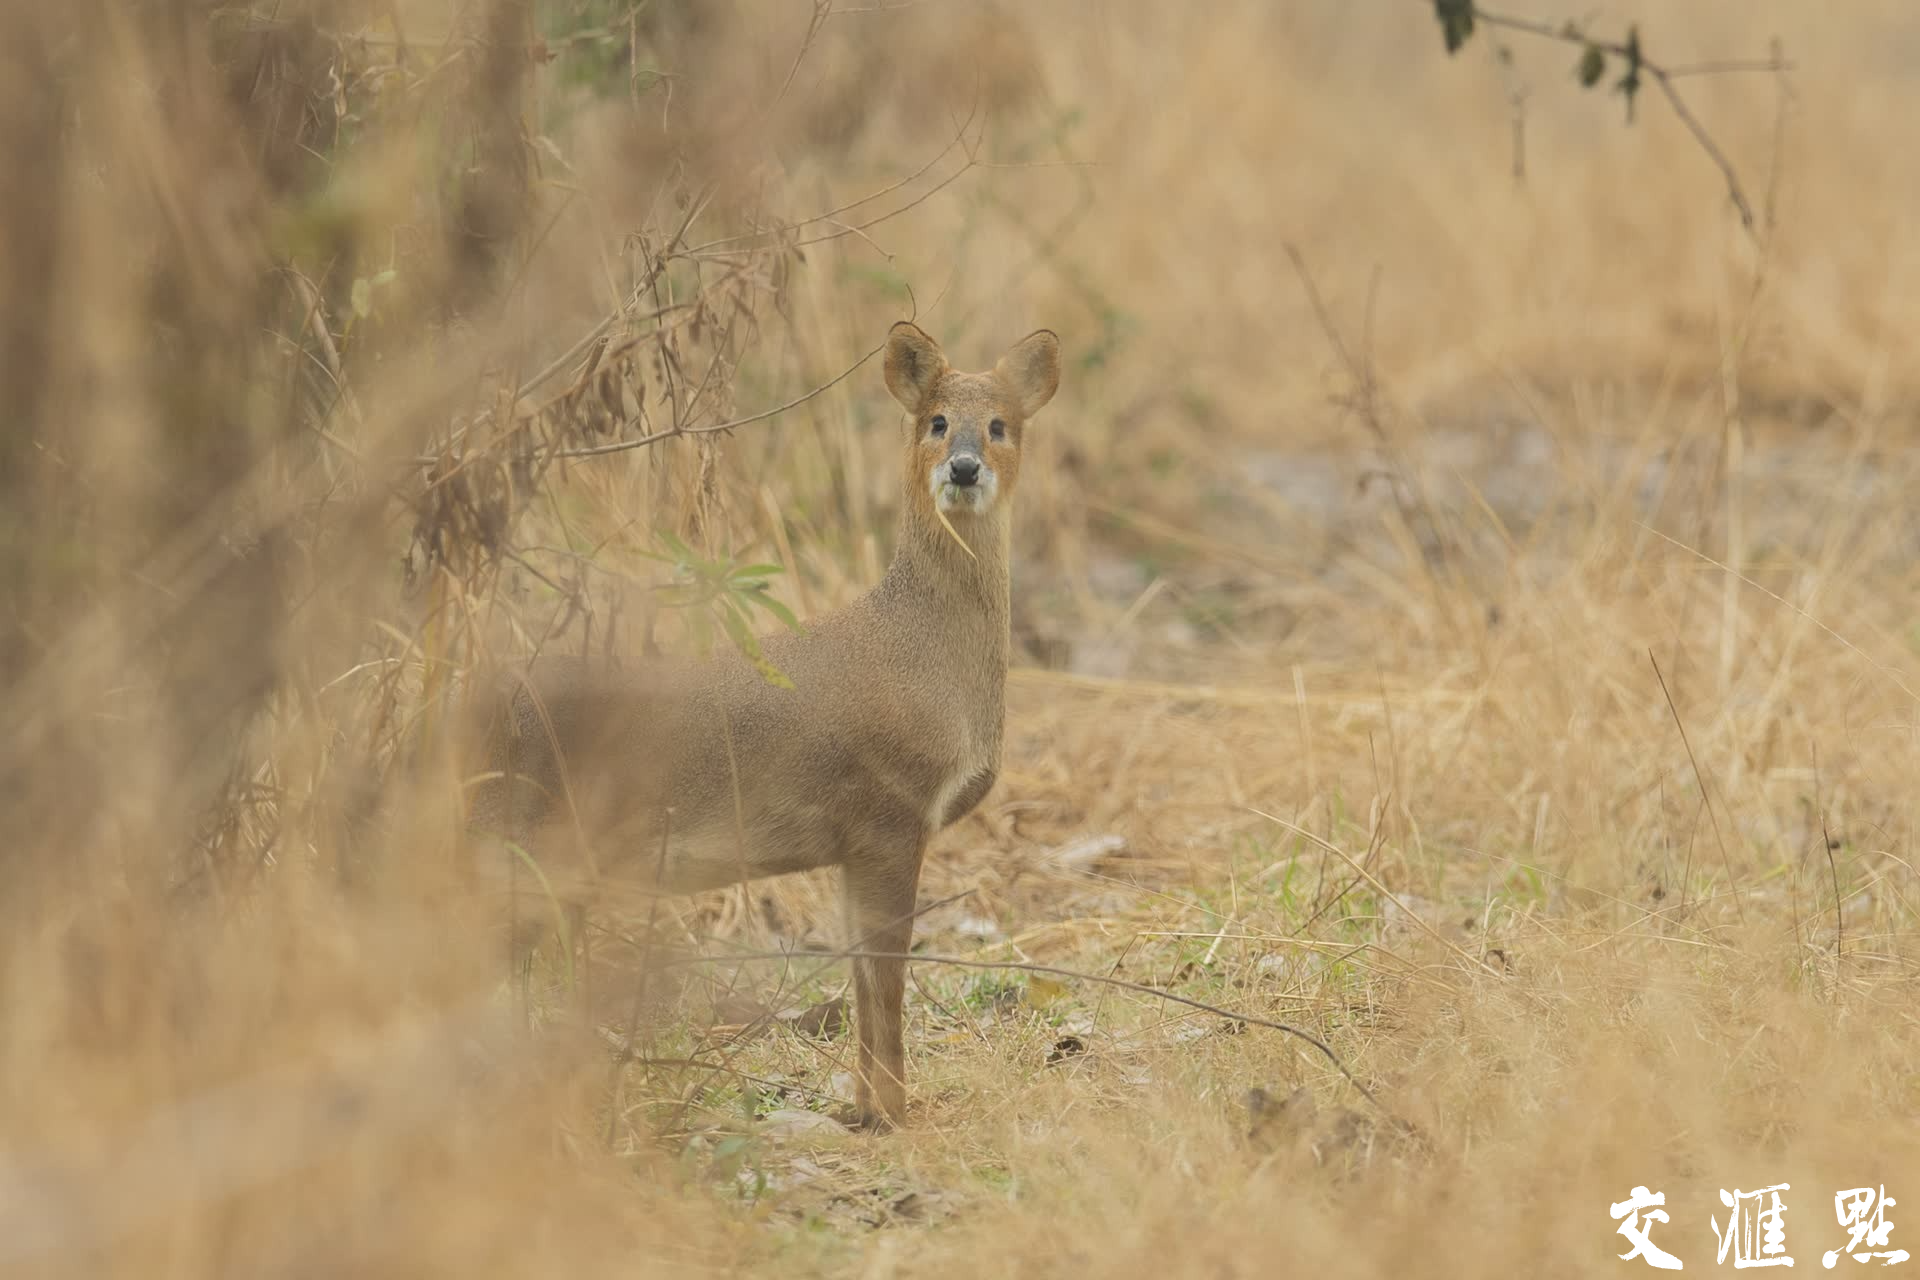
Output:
[4, 1, 1920, 1276]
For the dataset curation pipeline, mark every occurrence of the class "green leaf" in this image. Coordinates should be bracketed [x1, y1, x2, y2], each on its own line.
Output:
[1615, 25, 1643, 122]
[1577, 44, 1606, 88]
[1025, 975, 1071, 1009]
[654, 529, 695, 562]
[740, 586, 803, 634]
[1433, 0, 1474, 54]
[753, 660, 795, 691]
[350, 277, 373, 319]
[727, 563, 785, 580]
[717, 597, 764, 660]
[371, 268, 398, 287]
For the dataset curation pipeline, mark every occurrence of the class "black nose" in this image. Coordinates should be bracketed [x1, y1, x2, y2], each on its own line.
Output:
[949, 455, 981, 486]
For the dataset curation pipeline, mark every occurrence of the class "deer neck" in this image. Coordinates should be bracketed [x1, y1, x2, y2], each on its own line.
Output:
[880, 496, 1012, 676]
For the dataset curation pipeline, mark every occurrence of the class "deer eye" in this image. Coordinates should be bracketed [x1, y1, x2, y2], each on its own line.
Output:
[989, 418, 1006, 440]
[929, 415, 947, 437]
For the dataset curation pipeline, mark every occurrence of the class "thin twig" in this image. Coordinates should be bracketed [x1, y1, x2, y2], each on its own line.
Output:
[523, 299, 696, 402]
[827, 0, 928, 13]
[1814, 741, 1842, 961]
[1665, 58, 1797, 80]
[284, 268, 365, 426]
[436, 186, 714, 454]
[1251, 806, 1501, 979]
[1636, 522, 1918, 705]
[1295, 791, 1395, 933]
[553, 337, 887, 460]
[1648, 650, 1746, 923]
[683, 102, 979, 255]
[1645, 66, 1756, 231]
[1282, 243, 1448, 565]
[618, 889, 979, 1130]
[530, 184, 716, 399]
[629, 1057, 845, 1108]
[663, 948, 1406, 1129]
[607, 806, 675, 1147]
[1461, 4, 1785, 233]
[786, 119, 987, 252]
[768, 0, 833, 119]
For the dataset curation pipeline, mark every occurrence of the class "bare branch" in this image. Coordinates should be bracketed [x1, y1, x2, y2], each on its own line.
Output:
[1459, 4, 1787, 233]
[1664, 58, 1797, 80]
[826, 0, 928, 14]
[523, 185, 716, 398]
[1645, 66, 1757, 231]
[684, 101, 981, 256]
[786, 143, 983, 251]
[769, 0, 834, 117]
[552, 337, 887, 460]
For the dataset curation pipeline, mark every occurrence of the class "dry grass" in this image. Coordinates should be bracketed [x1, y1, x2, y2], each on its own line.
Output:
[6, 1, 1920, 1276]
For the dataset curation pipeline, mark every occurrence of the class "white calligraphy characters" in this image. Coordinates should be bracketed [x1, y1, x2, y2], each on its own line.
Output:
[1613, 1183, 1909, 1269]
[1614, 1186, 1686, 1271]
[1714, 1185, 1794, 1268]
[1823, 1187, 1909, 1268]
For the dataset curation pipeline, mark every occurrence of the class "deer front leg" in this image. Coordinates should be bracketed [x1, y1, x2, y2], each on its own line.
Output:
[840, 839, 926, 1129]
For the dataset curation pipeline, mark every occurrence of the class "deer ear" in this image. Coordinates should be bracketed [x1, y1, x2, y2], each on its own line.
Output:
[995, 329, 1060, 418]
[884, 321, 948, 411]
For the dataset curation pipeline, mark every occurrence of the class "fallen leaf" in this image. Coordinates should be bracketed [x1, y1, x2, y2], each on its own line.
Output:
[1025, 975, 1070, 1009]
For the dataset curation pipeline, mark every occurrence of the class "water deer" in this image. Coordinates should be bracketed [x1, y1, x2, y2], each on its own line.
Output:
[476, 321, 1061, 1127]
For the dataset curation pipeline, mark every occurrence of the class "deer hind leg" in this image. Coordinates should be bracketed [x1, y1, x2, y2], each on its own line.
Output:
[840, 835, 927, 1129]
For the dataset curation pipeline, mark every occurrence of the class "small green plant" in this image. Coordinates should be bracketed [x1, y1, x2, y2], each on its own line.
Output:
[1266, 851, 1309, 921]
[687, 1131, 766, 1201]
[1501, 861, 1548, 911]
[958, 972, 1025, 1012]
[642, 530, 804, 687]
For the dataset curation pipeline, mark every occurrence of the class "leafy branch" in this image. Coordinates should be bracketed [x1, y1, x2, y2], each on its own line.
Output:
[1430, 1, 1791, 233]
[641, 531, 804, 688]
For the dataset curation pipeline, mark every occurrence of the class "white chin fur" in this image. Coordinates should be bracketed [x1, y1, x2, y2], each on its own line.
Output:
[931, 470, 997, 514]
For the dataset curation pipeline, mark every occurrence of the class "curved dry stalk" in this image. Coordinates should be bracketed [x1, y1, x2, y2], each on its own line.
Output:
[930, 503, 977, 561]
